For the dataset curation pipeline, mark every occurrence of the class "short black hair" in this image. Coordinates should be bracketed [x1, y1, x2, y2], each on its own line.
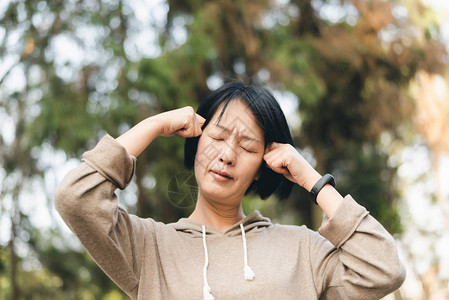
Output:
[184, 82, 294, 200]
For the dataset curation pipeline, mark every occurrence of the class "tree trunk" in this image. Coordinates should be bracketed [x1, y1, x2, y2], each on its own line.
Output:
[9, 202, 19, 300]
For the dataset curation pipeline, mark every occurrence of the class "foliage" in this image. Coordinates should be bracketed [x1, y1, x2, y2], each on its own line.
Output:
[0, 0, 447, 298]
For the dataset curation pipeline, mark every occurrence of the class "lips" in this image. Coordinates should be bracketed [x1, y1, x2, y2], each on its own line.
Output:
[211, 169, 233, 180]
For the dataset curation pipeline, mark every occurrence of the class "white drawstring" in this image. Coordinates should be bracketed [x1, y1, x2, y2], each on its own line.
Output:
[202, 225, 214, 300]
[201, 223, 255, 299]
[240, 223, 255, 280]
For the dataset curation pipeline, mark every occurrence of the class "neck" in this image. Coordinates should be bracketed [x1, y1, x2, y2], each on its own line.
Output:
[189, 192, 245, 232]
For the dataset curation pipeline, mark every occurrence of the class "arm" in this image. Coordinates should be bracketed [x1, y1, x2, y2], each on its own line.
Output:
[54, 135, 144, 298]
[116, 106, 205, 157]
[54, 107, 205, 298]
[311, 196, 406, 299]
[263, 142, 342, 218]
[263, 143, 405, 298]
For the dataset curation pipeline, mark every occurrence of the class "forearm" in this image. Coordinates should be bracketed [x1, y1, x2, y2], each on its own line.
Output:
[115, 107, 205, 157]
[116, 117, 162, 157]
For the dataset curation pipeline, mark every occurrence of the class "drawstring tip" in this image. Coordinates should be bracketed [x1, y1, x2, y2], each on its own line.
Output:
[244, 265, 255, 281]
[203, 286, 215, 300]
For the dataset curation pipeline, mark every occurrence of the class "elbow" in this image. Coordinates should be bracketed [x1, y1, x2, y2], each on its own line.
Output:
[53, 174, 95, 232]
[53, 172, 85, 219]
[374, 234, 406, 293]
[383, 240, 407, 292]
[387, 260, 406, 291]
[53, 183, 68, 214]
[358, 262, 406, 300]
[53, 180, 75, 219]
[359, 249, 407, 298]
[374, 258, 406, 296]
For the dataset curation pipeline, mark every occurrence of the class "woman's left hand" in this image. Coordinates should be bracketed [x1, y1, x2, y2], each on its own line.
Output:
[263, 143, 321, 191]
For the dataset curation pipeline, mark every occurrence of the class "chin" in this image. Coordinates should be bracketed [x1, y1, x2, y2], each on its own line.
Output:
[198, 187, 240, 204]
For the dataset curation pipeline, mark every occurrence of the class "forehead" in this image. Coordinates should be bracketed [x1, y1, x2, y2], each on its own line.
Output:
[209, 99, 264, 139]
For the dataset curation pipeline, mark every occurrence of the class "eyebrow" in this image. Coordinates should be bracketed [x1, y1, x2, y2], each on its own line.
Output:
[213, 123, 262, 143]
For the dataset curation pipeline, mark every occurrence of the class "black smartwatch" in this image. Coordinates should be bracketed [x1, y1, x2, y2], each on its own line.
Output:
[309, 174, 335, 204]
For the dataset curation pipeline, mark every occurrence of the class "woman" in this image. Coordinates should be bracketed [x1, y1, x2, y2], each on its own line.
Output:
[54, 82, 405, 299]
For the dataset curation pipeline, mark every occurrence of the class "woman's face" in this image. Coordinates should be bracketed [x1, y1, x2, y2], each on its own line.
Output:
[194, 99, 265, 207]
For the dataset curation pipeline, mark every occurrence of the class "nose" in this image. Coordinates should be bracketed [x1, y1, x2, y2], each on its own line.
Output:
[218, 143, 237, 166]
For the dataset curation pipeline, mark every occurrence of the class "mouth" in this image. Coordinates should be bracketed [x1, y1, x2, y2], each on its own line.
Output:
[210, 169, 234, 180]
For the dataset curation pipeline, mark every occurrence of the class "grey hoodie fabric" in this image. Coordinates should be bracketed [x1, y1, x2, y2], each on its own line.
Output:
[54, 134, 406, 300]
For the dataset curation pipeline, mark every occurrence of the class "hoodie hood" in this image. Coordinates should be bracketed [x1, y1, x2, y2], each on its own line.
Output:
[169, 210, 272, 237]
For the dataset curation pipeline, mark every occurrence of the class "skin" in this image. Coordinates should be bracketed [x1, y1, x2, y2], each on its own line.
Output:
[189, 100, 266, 230]
[116, 101, 343, 232]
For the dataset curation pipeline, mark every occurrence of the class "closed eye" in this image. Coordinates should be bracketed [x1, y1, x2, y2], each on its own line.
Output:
[208, 133, 257, 153]
[208, 134, 224, 141]
[240, 145, 256, 153]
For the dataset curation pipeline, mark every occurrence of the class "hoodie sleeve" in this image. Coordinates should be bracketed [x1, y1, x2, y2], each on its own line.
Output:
[54, 134, 152, 299]
[309, 195, 405, 300]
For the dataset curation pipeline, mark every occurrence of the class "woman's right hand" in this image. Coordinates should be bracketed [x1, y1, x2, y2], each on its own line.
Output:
[116, 106, 205, 157]
[153, 106, 205, 138]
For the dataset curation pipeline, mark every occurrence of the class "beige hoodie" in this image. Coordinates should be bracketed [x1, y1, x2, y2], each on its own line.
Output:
[54, 135, 405, 300]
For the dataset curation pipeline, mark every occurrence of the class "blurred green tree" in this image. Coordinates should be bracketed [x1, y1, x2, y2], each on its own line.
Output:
[0, 0, 447, 298]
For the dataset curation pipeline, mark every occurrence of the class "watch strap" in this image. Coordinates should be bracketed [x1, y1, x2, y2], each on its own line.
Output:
[309, 174, 335, 204]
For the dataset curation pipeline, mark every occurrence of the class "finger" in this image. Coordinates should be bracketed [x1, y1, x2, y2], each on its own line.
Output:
[269, 142, 280, 150]
[175, 129, 190, 138]
[266, 158, 293, 181]
[174, 117, 194, 137]
[275, 166, 290, 176]
[264, 146, 283, 162]
[178, 114, 204, 138]
[193, 114, 205, 136]
[266, 150, 291, 171]
[266, 161, 290, 176]
[265, 142, 281, 155]
[196, 113, 206, 126]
